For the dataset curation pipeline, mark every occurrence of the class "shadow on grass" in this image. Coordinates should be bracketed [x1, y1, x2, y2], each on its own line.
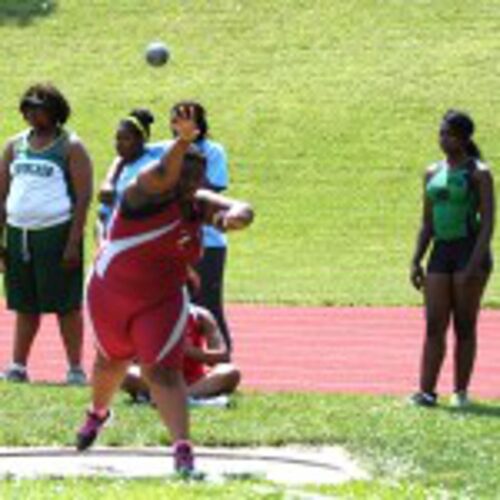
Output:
[0, 0, 57, 27]
[443, 403, 500, 419]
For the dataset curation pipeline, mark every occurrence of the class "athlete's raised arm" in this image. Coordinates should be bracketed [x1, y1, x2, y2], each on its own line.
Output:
[124, 106, 200, 207]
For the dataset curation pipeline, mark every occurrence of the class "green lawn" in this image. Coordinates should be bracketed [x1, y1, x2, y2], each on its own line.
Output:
[1, 2, 500, 498]
[1, 384, 500, 498]
[1, 0, 500, 305]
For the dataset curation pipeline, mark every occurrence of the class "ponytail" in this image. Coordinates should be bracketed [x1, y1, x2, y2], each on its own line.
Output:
[443, 109, 484, 160]
[466, 139, 482, 160]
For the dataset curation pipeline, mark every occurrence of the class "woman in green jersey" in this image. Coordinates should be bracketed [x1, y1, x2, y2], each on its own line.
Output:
[0, 83, 93, 385]
[410, 110, 495, 408]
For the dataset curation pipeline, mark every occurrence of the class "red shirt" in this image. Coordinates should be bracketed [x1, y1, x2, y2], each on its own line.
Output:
[93, 202, 202, 302]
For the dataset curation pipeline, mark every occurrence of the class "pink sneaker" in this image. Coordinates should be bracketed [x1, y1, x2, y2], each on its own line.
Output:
[76, 410, 112, 451]
[173, 440, 195, 475]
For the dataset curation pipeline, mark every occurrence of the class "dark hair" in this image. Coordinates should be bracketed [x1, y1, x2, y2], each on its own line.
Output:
[171, 101, 208, 140]
[19, 83, 71, 125]
[120, 108, 154, 141]
[443, 109, 482, 160]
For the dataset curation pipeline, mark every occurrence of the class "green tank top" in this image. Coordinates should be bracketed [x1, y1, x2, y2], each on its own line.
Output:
[13, 128, 69, 171]
[13, 128, 74, 199]
[7, 129, 75, 229]
[426, 161, 479, 242]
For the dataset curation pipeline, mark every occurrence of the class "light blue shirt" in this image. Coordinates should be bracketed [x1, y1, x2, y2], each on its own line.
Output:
[98, 143, 168, 228]
[155, 138, 229, 248]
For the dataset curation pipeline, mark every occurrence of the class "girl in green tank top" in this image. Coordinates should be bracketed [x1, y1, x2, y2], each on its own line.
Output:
[409, 110, 495, 409]
[425, 159, 480, 241]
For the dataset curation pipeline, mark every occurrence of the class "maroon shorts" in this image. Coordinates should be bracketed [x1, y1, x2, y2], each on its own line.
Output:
[86, 275, 189, 368]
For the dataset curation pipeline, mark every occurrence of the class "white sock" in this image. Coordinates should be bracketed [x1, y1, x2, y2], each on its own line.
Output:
[10, 362, 26, 372]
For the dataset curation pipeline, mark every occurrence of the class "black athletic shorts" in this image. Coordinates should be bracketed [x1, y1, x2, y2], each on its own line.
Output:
[427, 237, 493, 274]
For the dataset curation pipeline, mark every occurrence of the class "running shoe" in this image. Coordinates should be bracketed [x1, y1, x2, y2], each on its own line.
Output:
[2, 364, 29, 383]
[188, 394, 230, 408]
[409, 391, 438, 407]
[173, 440, 195, 475]
[450, 391, 471, 409]
[76, 410, 112, 451]
[66, 366, 87, 386]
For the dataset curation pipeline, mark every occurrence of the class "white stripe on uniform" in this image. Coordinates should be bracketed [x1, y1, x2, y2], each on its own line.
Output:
[156, 286, 189, 363]
[95, 220, 180, 278]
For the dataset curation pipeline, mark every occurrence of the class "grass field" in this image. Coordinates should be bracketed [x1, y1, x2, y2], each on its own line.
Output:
[1, 0, 500, 306]
[1, 384, 500, 498]
[1, 1, 500, 498]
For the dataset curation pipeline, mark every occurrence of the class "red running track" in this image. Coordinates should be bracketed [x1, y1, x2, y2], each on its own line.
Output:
[0, 305, 499, 399]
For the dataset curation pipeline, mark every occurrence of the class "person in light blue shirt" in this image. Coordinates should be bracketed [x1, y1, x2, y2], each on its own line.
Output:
[168, 101, 233, 352]
[97, 109, 167, 236]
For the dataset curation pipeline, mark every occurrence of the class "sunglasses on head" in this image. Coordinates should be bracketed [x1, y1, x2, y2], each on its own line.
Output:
[20, 95, 49, 112]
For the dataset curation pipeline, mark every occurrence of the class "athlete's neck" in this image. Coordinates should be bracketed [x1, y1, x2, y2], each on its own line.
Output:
[29, 126, 60, 149]
[123, 146, 145, 164]
[446, 151, 469, 169]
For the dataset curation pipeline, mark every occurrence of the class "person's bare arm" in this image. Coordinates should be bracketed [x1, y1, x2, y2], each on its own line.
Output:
[0, 141, 14, 239]
[124, 106, 199, 206]
[62, 138, 93, 269]
[410, 168, 434, 290]
[464, 166, 495, 277]
[196, 189, 254, 232]
[0, 140, 14, 271]
[98, 156, 124, 205]
[185, 308, 230, 366]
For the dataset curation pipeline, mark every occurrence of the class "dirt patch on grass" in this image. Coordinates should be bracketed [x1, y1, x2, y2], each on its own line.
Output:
[0, 445, 368, 485]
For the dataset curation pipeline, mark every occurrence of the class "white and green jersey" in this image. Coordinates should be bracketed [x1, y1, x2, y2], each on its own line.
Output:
[6, 129, 74, 229]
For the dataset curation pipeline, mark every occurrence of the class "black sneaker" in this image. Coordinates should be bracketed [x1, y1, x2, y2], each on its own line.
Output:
[409, 391, 438, 407]
[76, 410, 112, 451]
[2, 364, 29, 383]
[66, 366, 87, 386]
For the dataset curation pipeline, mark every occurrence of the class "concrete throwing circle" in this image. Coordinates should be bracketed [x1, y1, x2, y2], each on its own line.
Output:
[0, 446, 367, 485]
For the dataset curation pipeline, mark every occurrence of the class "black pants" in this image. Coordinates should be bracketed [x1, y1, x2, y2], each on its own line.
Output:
[194, 247, 232, 352]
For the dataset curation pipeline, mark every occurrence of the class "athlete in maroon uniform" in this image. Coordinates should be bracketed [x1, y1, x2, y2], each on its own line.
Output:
[87, 201, 202, 367]
[76, 106, 253, 475]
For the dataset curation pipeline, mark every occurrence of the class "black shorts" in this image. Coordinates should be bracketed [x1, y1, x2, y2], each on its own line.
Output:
[427, 237, 493, 274]
[5, 222, 83, 314]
